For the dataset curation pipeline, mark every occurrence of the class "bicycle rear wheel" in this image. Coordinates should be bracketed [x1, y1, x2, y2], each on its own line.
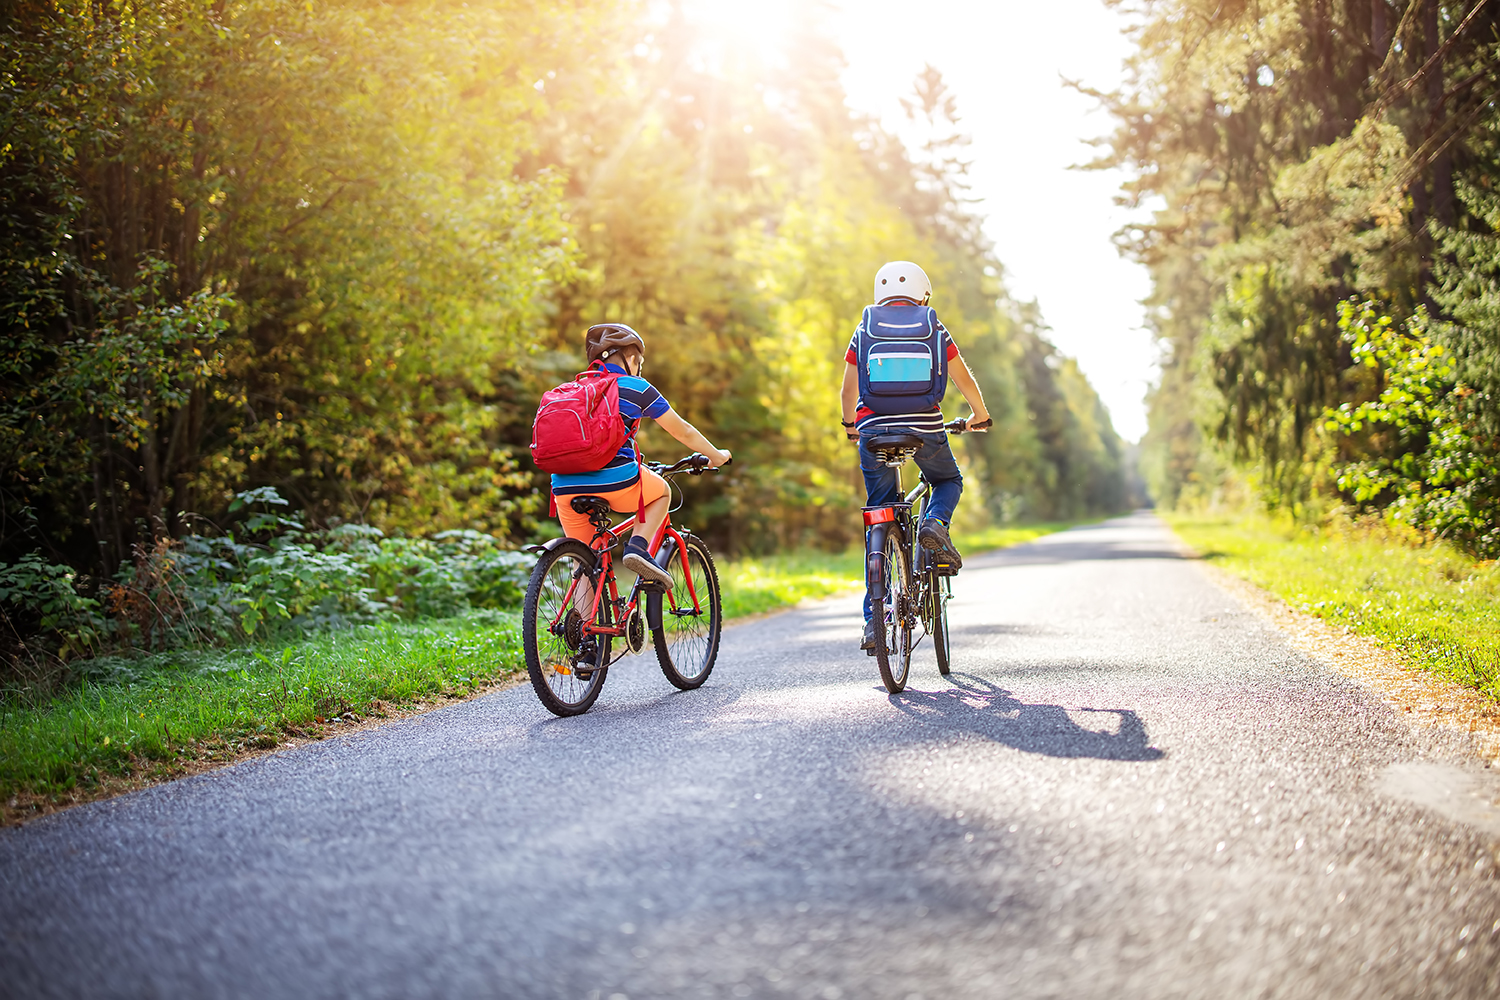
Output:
[873, 531, 912, 693]
[523, 540, 610, 717]
[652, 534, 722, 690]
[929, 570, 951, 676]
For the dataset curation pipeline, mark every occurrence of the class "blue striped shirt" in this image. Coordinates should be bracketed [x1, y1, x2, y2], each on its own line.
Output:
[550, 364, 671, 495]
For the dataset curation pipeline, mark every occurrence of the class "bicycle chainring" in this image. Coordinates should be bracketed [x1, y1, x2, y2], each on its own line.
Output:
[624, 604, 647, 655]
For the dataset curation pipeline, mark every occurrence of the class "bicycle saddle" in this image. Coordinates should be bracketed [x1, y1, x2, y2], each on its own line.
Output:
[569, 496, 615, 529]
[866, 433, 923, 452]
[569, 496, 611, 517]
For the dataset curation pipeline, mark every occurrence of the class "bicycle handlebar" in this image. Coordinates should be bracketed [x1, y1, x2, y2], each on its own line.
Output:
[647, 453, 733, 477]
[945, 416, 992, 435]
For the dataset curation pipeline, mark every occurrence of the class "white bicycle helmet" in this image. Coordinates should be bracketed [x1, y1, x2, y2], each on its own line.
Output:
[873, 260, 932, 305]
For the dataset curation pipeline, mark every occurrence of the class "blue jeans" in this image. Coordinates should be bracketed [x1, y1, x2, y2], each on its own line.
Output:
[859, 429, 963, 621]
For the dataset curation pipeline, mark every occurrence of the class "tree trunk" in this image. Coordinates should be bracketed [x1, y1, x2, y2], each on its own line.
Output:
[1425, 1, 1454, 229]
[1370, 0, 1390, 67]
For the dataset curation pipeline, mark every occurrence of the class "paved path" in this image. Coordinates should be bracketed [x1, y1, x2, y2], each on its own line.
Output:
[3, 513, 1499, 998]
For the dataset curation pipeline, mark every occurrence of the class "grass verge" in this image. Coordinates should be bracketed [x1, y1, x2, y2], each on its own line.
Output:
[1168, 512, 1500, 702]
[2, 611, 524, 821]
[2, 520, 1082, 821]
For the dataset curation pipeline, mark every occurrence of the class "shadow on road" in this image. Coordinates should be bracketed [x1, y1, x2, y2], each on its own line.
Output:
[890, 673, 1165, 761]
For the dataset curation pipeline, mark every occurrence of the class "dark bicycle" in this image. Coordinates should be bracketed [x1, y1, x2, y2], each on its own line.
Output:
[862, 418, 976, 693]
[521, 454, 727, 717]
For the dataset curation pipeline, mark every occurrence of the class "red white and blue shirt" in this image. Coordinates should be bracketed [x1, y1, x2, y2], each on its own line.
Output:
[845, 310, 960, 433]
[549, 363, 671, 496]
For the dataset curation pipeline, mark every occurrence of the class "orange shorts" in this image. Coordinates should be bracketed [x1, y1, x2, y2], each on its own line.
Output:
[554, 469, 669, 541]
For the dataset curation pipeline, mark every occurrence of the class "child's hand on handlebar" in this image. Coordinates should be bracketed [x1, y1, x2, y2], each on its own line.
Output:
[708, 448, 732, 468]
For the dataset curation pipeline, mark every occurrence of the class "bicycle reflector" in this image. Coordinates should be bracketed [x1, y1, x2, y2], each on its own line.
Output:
[862, 506, 896, 526]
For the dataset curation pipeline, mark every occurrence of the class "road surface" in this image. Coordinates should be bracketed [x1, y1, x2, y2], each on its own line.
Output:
[3, 512, 1498, 998]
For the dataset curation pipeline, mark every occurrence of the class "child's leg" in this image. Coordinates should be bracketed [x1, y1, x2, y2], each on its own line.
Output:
[613, 470, 674, 588]
[622, 469, 671, 546]
[858, 434, 904, 626]
[914, 434, 963, 523]
[857, 435, 903, 509]
[555, 495, 597, 541]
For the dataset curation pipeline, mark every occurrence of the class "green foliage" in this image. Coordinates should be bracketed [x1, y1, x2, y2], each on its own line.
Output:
[0, 611, 526, 800]
[1433, 175, 1500, 439]
[1327, 301, 1500, 556]
[0, 553, 107, 660]
[1, 0, 587, 570]
[1105, 0, 1500, 543]
[0, 489, 535, 680]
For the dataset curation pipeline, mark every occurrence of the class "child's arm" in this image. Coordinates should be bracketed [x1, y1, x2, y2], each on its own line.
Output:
[949, 352, 992, 427]
[654, 409, 732, 467]
[840, 362, 860, 440]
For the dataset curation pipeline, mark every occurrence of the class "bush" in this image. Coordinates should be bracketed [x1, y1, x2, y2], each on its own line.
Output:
[1326, 300, 1500, 557]
[1, 489, 535, 680]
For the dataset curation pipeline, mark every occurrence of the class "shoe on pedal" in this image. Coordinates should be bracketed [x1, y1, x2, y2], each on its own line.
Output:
[917, 518, 963, 570]
[622, 536, 673, 589]
[861, 619, 877, 654]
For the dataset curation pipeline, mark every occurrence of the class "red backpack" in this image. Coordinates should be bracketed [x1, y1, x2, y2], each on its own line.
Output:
[530, 367, 631, 475]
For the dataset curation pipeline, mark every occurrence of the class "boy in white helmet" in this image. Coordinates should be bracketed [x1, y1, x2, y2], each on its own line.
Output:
[840, 261, 992, 650]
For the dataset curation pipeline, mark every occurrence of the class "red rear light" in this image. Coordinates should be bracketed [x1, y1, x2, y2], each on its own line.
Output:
[863, 507, 895, 526]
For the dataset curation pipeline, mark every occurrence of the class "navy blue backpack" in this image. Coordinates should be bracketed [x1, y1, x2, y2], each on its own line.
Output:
[854, 304, 947, 415]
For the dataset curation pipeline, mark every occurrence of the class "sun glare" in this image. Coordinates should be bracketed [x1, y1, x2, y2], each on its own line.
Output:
[678, 0, 806, 68]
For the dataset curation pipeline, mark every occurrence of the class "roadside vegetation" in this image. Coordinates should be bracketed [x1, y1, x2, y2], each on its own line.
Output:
[1113, 3, 1500, 559]
[1170, 512, 1500, 702]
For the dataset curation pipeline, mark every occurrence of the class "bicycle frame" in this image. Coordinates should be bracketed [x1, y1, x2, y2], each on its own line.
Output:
[862, 466, 940, 633]
[548, 504, 704, 644]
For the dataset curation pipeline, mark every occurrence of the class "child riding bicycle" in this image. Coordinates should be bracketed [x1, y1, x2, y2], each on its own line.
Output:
[840, 261, 991, 650]
[547, 324, 730, 588]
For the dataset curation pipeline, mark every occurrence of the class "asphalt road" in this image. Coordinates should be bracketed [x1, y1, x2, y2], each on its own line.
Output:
[3, 512, 1499, 999]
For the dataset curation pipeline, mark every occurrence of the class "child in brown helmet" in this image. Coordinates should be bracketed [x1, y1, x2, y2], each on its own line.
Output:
[548, 324, 731, 587]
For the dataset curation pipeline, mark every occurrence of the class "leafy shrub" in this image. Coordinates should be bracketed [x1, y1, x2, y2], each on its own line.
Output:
[1326, 300, 1500, 557]
[1, 489, 535, 673]
[0, 554, 107, 661]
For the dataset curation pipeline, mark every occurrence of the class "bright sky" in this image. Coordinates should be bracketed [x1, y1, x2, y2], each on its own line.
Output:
[678, 0, 1155, 440]
[832, 0, 1154, 442]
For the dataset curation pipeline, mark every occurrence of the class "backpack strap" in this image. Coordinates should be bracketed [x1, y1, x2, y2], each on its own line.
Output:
[635, 440, 647, 524]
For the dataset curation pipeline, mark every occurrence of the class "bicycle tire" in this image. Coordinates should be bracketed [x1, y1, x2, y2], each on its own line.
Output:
[652, 534, 722, 690]
[873, 531, 912, 693]
[929, 570, 951, 676]
[523, 540, 610, 717]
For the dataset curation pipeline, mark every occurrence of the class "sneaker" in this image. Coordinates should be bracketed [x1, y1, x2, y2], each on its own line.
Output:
[861, 619, 877, 651]
[621, 536, 673, 589]
[917, 518, 963, 570]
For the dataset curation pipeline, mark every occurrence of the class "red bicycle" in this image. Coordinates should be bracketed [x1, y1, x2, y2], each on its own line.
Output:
[521, 454, 726, 716]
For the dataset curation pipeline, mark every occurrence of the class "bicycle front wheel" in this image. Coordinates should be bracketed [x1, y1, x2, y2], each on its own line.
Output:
[929, 570, 951, 676]
[652, 534, 722, 690]
[523, 540, 610, 717]
[873, 531, 912, 693]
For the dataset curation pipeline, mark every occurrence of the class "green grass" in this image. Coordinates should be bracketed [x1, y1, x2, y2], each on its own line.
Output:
[718, 550, 866, 620]
[1, 520, 1082, 810]
[1, 611, 525, 804]
[1168, 512, 1500, 702]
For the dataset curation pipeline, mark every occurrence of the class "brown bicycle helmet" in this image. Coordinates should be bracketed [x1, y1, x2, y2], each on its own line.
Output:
[585, 323, 645, 365]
